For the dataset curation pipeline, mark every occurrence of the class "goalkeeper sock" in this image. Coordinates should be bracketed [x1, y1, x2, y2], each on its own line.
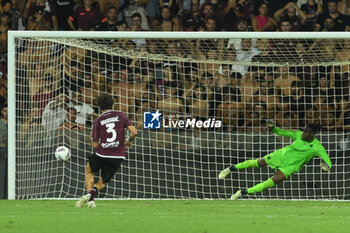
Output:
[229, 165, 236, 171]
[234, 159, 259, 170]
[88, 187, 98, 201]
[247, 178, 275, 194]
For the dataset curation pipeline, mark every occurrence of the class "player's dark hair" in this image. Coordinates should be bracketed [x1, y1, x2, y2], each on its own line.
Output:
[306, 122, 321, 133]
[96, 93, 114, 111]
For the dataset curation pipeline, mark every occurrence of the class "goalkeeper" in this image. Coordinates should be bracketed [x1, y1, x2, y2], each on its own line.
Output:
[218, 120, 332, 200]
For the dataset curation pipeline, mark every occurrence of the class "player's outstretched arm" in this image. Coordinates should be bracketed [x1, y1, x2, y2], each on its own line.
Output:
[319, 146, 332, 172]
[266, 119, 298, 140]
[125, 125, 138, 149]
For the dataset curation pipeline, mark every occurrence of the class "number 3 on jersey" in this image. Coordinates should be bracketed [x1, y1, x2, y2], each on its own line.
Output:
[106, 123, 117, 142]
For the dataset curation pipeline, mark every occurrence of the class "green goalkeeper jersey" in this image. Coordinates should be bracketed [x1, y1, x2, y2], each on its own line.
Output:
[272, 127, 332, 170]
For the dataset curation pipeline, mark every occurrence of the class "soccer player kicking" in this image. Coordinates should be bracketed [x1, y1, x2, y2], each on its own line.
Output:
[75, 93, 138, 208]
[218, 120, 332, 200]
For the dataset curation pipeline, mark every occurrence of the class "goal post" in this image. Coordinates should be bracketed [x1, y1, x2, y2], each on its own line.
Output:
[7, 31, 16, 200]
[8, 31, 350, 200]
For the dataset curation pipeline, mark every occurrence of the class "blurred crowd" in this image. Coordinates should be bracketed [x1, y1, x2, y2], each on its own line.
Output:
[2, 0, 350, 34]
[13, 36, 350, 140]
[0, 0, 350, 152]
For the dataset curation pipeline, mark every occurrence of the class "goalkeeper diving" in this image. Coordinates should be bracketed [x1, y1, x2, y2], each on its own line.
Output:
[218, 120, 332, 200]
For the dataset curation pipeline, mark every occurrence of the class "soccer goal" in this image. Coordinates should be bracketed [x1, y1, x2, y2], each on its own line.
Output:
[8, 31, 350, 200]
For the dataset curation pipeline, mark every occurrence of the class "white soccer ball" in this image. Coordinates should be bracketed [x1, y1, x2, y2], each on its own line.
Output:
[55, 146, 71, 161]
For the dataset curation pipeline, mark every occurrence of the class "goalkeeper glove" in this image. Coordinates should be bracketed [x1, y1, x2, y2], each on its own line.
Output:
[266, 119, 275, 129]
[320, 163, 331, 172]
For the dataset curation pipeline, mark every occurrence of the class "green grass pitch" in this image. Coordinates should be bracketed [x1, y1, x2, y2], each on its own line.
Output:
[1, 200, 350, 233]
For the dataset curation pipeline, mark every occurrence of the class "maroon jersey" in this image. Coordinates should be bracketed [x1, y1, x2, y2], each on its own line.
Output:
[92, 111, 132, 158]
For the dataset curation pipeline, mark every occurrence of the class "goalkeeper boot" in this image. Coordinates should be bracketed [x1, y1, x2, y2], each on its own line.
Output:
[75, 194, 91, 208]
[230, 190, 242, 200]
[88, 201, 96, 208]
[218, 166, 232, 179]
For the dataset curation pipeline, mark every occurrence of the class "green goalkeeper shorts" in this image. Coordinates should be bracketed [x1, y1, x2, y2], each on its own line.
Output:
[264, 150, 297, 178]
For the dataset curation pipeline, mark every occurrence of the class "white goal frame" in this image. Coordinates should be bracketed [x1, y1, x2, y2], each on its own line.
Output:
[7, 31, 350, 200]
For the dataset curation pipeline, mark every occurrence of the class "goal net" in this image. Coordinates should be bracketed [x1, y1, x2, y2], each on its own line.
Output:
[8, 31, 350, 200]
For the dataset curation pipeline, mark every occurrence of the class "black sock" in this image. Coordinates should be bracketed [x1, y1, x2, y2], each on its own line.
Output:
[229, 165, 236, 171]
